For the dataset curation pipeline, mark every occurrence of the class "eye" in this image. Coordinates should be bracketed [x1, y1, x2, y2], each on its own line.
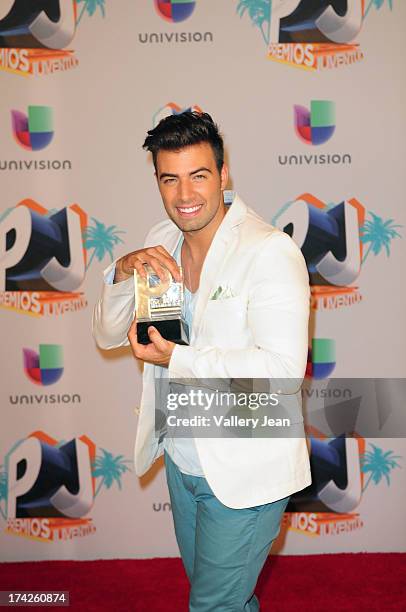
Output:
[163, 177, 176, 185]
[193, 174, 207, 181]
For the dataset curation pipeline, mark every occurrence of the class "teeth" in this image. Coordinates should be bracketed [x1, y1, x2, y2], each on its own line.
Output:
[178, 205, 202, 213]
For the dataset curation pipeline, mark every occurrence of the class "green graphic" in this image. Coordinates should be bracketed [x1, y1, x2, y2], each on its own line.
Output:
[236, 0, 272, 45]
[360, 444, 401, 492]
[27, 106, 53, 133]
[83, 218, 125, 270]
[312, 338, 335, 363]
[92, 449, 132, 497]
[76, 0, 106, 25]
[39, 344, 63, 370]
[311, 100, 335, 128]
[360, 212, 402, 264]
[364, 0, 394, 19]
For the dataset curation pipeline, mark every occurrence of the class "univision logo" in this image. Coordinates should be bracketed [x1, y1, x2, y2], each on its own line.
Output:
[139, 0, 213, 44]
[8, 344, 82, 405]
[278, 100, 352, 167]
[12, 106, 54, 151]
[1, 106, 72, 172]
[155, 0, 196, 23]
[306, 339, 336, 379]
[23, 344, 64, 385]
[294, 101, 335, 146]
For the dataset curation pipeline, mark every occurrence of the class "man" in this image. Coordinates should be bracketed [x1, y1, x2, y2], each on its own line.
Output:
[93, 112, 311, 611]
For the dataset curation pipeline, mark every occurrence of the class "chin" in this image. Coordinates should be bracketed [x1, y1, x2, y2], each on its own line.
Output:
[180, 221, 206, 233]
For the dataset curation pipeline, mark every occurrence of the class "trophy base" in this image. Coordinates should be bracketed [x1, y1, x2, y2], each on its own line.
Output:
[137, 319, 189, 345]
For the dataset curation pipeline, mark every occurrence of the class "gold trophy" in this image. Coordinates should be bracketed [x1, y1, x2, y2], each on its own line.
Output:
[134, 265, 189, 345]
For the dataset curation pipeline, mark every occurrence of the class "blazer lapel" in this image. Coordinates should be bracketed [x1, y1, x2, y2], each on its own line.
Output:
[154, 193, 248, 344]
[191, 194, 247, 341]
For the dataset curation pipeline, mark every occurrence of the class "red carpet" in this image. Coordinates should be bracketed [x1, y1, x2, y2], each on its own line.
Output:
[1, 553, 405, 611]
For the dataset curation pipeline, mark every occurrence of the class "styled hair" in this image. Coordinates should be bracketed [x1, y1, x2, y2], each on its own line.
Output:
[143, 111, 224, 173]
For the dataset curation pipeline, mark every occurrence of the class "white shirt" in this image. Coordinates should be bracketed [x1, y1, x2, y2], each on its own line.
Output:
[163, 236, 204, 476]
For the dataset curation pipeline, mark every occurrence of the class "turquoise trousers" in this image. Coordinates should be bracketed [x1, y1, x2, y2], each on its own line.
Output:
[164, 451, 290, 611]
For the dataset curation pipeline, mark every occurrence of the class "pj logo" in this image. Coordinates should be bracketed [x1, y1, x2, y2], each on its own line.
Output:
[283, 376, 403, 537]
[0, 199, 124, 316]
[284, 432, 366, 537]
[272, 193, 401, 310]
[237, 0, 395, 71]
[284, 428, 401, 536]
[0, 0, 106, 76]
[153, 102, 203, 127]
[0, 431, 132, 542]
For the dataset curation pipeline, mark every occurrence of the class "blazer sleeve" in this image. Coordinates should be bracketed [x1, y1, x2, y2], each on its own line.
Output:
[92, 219, 177, 349]
[91, 260, 134, 350]
[168, 231, 310, 390]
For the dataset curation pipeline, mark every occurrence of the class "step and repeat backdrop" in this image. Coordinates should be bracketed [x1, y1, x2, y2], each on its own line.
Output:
[1, 0, 405, 561]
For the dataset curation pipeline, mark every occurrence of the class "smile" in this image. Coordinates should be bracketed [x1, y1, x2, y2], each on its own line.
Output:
[177, 204, 203, 217]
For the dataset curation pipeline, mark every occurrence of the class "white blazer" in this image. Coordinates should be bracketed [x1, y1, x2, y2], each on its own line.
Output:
[92, 194, 312, 509]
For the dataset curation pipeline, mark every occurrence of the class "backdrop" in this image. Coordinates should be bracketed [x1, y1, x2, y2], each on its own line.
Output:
[0, 0, 405, 561]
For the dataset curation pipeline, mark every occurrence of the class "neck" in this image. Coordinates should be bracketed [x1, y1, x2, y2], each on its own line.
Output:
[182, 201, 228, 262]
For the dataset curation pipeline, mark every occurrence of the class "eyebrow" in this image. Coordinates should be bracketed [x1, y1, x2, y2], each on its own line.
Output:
[159, 167, 213, 180]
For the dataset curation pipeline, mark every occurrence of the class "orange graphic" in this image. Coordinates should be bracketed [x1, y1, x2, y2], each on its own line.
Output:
[5, 517, 96, 542]
[268, 43, 364, 71]
[0, 49, 78, 77]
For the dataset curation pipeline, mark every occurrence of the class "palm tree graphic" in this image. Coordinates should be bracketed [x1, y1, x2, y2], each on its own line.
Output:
[83, 217, 125, 271]
[76, 0, 106, 25]
[92, 449, 132, 497]
[360, 444, 401, 492]
[364, 0, 394, 19]
[360, 212, 402, 264]
[0, 466, 8, 520]
[236, 0, 272, 45]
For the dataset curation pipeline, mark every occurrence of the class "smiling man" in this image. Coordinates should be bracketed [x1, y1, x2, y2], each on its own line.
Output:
[93, 112, 311, 611]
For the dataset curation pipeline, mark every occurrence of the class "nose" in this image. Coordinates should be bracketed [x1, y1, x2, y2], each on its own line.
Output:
[178, 178, 194, 202]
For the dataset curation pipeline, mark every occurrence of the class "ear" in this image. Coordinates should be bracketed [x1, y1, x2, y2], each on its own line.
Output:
[220, 163, 228, 191]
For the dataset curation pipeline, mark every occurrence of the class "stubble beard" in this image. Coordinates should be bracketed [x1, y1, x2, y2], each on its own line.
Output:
[170, 199, 218, 234]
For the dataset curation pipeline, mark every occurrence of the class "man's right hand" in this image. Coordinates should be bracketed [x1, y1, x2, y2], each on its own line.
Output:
[113, 245, 181, 283]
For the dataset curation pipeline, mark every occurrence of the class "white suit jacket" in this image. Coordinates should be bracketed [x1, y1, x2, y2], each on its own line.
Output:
[92, 194, 312, 508]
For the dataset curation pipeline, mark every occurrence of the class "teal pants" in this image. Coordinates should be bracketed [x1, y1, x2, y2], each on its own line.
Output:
[164, 451, 290, 611]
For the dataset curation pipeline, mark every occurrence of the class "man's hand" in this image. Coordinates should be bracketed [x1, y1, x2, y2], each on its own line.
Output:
[114, 245, 181, 283]
[127, 316, 176, 368]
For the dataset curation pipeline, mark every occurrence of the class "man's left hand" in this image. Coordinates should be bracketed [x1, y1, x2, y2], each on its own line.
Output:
[127, 317, 175, 367]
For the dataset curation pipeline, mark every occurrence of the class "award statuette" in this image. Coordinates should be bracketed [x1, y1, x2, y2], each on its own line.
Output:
[134, 265, 189, 345]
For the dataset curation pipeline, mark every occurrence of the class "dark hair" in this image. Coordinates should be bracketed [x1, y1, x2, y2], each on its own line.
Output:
[143, 111, 224, 173]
